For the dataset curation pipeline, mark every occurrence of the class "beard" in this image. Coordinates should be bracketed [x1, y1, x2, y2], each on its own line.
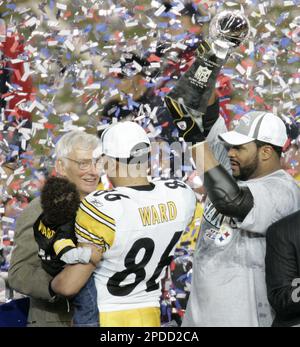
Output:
[233, 153, 259, 181]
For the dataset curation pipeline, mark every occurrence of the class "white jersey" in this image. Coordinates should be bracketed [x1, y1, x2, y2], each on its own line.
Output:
[183, 172, 300, 326]
[75, 179, 196, 312]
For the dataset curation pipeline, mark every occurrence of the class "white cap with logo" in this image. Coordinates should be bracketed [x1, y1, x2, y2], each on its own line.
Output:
[219, 111, 288, 147]
[100, 121, 151, 159]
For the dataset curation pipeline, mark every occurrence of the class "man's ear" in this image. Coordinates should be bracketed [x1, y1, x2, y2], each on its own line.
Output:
[260, 145, 273, 161]
[55, 159, 66, 176]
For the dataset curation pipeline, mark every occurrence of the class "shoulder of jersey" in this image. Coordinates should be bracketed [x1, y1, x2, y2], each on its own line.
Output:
[154, 178, 195, 198]
[154, 178, 192, 190]
[83, 189, 127, 216]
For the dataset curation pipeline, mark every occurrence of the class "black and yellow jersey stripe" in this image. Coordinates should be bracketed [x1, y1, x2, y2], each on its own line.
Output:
[75, 199, 116, 251]
[81, 199, 115, 228]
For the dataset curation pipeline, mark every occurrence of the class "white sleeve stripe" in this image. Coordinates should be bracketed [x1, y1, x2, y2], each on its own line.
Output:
[75, 225, 110, 251]
[83, 199, 115, 225]
[75, 222, 102, 243]
[80, 204, 115, 231]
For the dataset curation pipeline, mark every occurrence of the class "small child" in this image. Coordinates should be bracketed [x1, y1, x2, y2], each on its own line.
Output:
[33, 176, 99, 327]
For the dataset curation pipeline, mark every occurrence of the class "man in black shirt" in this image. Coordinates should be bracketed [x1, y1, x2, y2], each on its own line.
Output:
[265, 210, 300, 327]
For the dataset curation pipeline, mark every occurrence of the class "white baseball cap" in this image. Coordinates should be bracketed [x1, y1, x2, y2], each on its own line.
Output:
[219, 111, 288, 147]
[100, 121, 151, 159]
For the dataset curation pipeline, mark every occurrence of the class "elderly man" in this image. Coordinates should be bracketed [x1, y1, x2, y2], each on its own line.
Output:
[8, 130, 101, 327]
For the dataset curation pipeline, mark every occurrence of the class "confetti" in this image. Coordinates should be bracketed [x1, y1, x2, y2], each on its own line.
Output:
[0, 0, 299, 325]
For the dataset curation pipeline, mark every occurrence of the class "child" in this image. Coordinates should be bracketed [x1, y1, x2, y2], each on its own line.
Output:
[33, 176, 100, 327]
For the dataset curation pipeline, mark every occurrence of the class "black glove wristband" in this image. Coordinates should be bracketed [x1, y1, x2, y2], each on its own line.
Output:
[203, 99, 220, 137]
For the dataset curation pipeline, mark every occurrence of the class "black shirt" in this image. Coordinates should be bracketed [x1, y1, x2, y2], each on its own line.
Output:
[265, 210, 300, 327]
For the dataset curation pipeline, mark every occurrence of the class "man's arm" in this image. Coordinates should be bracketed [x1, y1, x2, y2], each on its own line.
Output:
[50, 245, 102, 297]
[50, 263, 95, 298]
[8, 198, 53, 300]
[54, 192, 116, 297]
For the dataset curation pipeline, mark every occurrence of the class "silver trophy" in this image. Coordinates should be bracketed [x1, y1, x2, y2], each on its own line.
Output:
[209, 10, 250, 59]
[165, 10, 250, 123]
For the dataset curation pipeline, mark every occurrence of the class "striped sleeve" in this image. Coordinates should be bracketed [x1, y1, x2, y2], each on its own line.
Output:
[75, 198, 116, 252]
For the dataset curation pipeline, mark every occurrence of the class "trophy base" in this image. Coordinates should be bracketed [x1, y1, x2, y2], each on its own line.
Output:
[166, 53, 223, 116]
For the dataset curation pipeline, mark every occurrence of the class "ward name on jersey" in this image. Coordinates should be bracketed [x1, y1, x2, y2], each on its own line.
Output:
[75, 179, 196, 312]
[138, 201, 177, 226]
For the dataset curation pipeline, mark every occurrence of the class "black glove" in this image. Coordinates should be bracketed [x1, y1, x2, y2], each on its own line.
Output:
[165, 96, 220, 145]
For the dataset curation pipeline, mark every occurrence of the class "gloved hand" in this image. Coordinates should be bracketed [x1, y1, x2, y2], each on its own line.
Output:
[165, 94, 220, 145]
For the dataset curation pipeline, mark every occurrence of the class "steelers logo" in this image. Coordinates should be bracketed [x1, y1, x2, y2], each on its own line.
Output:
[214, 222, 233, 247]
[177, 121, 187, 131]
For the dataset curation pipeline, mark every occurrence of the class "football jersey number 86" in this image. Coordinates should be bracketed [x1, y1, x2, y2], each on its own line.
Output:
[107, 231, 182, 296]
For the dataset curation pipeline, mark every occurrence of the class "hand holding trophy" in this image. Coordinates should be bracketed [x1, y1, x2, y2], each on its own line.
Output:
[165, 10, 250, 144]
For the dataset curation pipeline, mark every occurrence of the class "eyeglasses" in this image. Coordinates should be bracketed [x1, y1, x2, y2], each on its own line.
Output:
[64, 157, 102, 171]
